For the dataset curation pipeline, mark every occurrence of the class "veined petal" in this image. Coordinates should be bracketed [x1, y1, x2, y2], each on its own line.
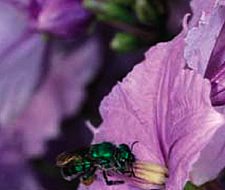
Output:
[165, 70, 224, 189]
[95, 32, 186, 163]
[183, 0, 225, 184]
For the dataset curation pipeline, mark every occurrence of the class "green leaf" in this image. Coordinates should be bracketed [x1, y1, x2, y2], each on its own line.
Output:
[184, 181, 199, 190]
[83, 0, 136, 24]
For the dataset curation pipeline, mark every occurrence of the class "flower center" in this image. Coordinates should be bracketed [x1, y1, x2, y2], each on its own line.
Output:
[131, 161, 168, 189]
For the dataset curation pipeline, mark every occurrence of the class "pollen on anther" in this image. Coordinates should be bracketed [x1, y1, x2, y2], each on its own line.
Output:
[129, 161, 168, 189]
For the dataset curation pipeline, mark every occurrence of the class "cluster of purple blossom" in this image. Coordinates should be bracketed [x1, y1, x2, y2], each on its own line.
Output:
[1, 0, 225, 190]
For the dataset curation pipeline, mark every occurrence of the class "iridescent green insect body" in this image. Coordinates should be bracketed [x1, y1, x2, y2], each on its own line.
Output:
[56, 142, 137, 186]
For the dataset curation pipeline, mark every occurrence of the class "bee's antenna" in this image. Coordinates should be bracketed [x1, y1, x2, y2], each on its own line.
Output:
[130, 141, 138, 177]
[130, 141, 139, 152]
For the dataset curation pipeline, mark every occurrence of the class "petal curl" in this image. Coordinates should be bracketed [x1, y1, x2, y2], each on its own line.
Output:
[185, 1, 225, 75]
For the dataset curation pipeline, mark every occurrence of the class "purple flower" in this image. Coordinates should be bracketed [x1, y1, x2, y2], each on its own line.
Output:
[0, 35, 100, 188]
[78, 1, 225, 190]
[0, 0, 100, 189]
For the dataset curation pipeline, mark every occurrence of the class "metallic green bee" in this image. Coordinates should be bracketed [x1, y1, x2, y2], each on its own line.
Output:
[56, 141, 137, 186]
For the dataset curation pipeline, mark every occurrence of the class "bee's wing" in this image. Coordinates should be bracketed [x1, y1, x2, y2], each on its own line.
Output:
[56, 152, 82, 167]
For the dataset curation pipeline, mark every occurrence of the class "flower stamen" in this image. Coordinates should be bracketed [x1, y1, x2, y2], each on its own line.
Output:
[130, 161, 168, 189]
[135, 161, 168, 175]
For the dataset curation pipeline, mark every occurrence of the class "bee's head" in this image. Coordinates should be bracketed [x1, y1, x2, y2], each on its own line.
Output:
[116, 143, 135, 167]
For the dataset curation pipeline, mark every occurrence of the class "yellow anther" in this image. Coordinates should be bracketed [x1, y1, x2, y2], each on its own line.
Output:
[135, 161, 168, 175]
[135, 168, 167, 185]
[131, 161, 168, 187]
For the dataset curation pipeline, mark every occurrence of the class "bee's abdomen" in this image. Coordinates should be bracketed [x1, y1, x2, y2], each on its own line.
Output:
[61, 162, 92, 181]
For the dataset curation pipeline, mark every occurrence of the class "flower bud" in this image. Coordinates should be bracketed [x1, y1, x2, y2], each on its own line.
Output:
[184, 181, 199, 190]
[110, 32, 146, 53]
[134, 0, 166, 26]
[83, 0, 136, 24]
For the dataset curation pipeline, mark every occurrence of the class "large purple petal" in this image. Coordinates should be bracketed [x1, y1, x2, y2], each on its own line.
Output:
[79, 32, 225, 190]
[0, 2, 46, 125]
[12, 36, 101, 156]
[165, 70, 223, 189]
[183, 0, 225, 183]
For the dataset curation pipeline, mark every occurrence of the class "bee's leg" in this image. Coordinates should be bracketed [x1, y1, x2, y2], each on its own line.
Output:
[102, 171, 124, 185]
[123, 170, 134, 177]
[131, 168, 136, 177]
[81, 168, 97, 186]
[125, 162, 136, 177]
[122, 165, 135, 177]
[130, 163, 136, 177]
